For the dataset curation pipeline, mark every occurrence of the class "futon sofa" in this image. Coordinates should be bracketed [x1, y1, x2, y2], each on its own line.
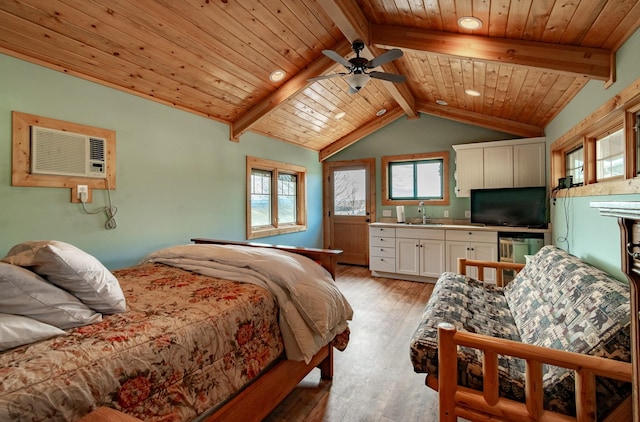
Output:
[410, 245, 632, 420]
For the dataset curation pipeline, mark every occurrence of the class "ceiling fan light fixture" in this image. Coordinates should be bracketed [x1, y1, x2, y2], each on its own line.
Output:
[465, 89, 482, 97]
[269, 69, 286, 82]
[346, 72, 370, 93]
[458, 16, 483, 30]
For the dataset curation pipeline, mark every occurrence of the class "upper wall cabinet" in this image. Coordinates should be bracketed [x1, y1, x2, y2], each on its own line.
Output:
[452, 137, 546, 197]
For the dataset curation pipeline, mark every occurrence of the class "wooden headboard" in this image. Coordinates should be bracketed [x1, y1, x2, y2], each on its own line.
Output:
[190, 238, 343, 280]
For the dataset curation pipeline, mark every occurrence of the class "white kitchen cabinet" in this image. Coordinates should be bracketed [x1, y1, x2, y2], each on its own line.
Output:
[445, 230, 498, 282]
[453, 137, 545, 197]
[395, 228, 445, 278]
[454, 148, 484, 197]
[483, 146, 513, 188]
[514, 142, 546, 187]
[369, 226, 396, 273]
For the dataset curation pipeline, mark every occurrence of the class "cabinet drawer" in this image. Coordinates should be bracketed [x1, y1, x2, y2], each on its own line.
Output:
[370, 236, 395, 247]
[396, 227, 445, 240]
[370, 256, 396, 273]
[370, 246, 395, 258]
[445, 230, 497, 243]
[369, 226, 396, 237]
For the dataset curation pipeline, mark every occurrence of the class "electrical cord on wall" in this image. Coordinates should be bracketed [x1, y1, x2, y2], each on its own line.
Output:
[80, 178, 118, 230]
[555, 186, 572, 253]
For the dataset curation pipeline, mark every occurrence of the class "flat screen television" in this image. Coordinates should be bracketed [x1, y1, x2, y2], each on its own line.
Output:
[470, 186, 548, 228]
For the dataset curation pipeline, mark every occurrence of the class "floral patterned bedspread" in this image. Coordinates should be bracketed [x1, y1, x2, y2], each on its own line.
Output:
[0, 262, 286, 421]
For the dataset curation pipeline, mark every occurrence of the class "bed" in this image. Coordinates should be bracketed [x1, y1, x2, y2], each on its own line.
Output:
[0, 239, 352, 421]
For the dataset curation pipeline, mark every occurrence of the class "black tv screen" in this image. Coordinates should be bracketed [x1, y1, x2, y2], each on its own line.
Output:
[470, 186, 547, 228]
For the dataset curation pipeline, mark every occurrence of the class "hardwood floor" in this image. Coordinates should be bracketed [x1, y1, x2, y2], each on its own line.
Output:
[265, 265, 438, 422]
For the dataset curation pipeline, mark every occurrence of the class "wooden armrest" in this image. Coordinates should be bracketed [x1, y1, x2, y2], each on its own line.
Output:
[457, 257, 526, 286]
[436, 323, 633, 422]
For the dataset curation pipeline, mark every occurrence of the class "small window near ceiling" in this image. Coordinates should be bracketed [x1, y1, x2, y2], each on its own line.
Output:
[596, 128, 625, 181]
[246, 156, 306, 239]
[566, 146, 584, 186]
[381, 151, 450, 206]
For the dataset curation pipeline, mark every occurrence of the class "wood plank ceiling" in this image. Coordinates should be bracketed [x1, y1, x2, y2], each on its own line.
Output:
[1, 1, 639, 160]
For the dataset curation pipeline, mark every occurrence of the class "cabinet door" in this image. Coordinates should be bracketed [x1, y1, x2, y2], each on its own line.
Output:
[514, 143, 545, 187]
[396, 238, 420, 275]
[471, 242, 498, 282]
[454, 148, 484, 197]
[420, 239, 446, 278]
[483, 146, 513, 188]
[446, 241, 469, 273]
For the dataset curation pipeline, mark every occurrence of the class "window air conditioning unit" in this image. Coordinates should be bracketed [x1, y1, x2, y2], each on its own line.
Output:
[31, 126, 107, 178]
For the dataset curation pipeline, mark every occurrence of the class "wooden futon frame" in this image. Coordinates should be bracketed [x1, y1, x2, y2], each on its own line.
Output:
[429, 258, 633, 422]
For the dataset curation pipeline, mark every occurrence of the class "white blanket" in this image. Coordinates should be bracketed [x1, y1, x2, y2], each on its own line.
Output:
[142, 244, 353, 363]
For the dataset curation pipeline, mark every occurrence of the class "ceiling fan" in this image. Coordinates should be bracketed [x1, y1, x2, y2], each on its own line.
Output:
[308, 40, 407, 94]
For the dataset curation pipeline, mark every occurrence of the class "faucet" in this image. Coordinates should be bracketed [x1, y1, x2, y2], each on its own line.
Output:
[418, 201, 428, 224]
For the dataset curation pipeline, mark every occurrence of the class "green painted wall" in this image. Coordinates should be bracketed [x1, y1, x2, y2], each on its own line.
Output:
[545, 27, 640, 281]
[329, 113, 514, 222]
[330, 28, 640, 281]
[0, 54, 324, 269]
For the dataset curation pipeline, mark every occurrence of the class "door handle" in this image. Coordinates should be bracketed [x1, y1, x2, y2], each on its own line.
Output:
[365, 218, 370, 222]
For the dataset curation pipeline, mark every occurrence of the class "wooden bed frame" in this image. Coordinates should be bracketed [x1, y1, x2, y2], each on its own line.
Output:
[190, 238, 343, 422]
[426, 257, 634, 422]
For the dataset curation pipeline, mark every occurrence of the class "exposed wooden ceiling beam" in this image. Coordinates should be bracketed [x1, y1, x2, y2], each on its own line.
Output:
[371, 24, 613, 81]
[416, 100, 544, 138]
[317, 0, 418, 119]
[319, 107, 405, 161]
[230, 39, 353, 142]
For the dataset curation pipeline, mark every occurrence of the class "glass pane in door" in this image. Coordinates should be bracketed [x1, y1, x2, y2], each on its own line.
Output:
[334, 169, 366, 216]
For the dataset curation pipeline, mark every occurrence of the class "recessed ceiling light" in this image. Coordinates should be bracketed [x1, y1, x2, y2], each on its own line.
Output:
[465, 89, 481, 97]
[335, 111, 346, 120]
[269, 69, 286, 82]
[458, 16, 483, 30]
[435, 99, 448, 106]
[376, 108, 387, 117]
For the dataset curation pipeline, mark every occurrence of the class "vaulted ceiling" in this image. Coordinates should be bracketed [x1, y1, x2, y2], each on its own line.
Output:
[1, 1, 639, 160]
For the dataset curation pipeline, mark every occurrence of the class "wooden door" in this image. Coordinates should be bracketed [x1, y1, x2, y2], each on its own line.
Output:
[323, 159, 375, 266]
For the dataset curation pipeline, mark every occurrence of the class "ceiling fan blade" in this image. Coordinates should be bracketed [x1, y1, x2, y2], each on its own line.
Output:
[307, 73, 346, 82]
[369, 71, 407, 83]
[367, 48, 403, 68]
[322, 49, 353, 69]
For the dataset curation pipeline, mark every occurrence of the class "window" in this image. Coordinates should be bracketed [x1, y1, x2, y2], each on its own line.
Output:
[549, 77, 640, 196]
[246, 156, 306, 239]
[382, 151, 450, 206]
[566, 147, 584, 185]
[333, 168, 367, 216]
[595, 127, 624, 181]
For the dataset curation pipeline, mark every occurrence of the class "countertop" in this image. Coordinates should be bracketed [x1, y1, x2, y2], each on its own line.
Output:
[369, 221, 551, 234]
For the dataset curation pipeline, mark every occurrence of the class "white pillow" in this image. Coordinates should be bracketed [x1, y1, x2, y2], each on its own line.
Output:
[0, 262, 102, 329]
[2, 240, 126, 313]
[0, 313, 67, 351]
